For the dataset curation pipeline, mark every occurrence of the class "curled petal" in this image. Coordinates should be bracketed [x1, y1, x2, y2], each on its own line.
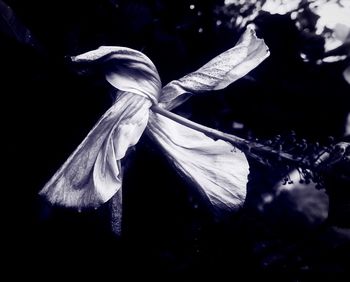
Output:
[159, 27, 270, 110]
[71, 46, 162, 103]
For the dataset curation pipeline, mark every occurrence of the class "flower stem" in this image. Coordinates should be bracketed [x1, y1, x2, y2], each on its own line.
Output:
[151, 105, 303, 164]
[151, 105, 248, 149]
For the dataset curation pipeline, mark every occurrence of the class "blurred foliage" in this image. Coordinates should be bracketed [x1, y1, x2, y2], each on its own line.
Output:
[216, 0, 350, 63]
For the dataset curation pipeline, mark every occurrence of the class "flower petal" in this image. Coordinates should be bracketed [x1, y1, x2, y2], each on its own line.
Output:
[147, 112, 249, 213]
[39, 93, 151, 210]
[71, 46, 162, 103]
[159, 27, 270, 110]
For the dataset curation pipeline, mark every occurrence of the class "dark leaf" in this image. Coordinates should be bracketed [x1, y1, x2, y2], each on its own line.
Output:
[0, 0, 38, 48]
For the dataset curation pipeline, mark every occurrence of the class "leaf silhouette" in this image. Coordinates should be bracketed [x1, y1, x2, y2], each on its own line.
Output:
[0, 0, 38, 48]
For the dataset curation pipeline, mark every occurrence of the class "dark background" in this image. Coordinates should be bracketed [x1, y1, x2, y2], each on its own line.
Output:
[2, 0, 349, 279]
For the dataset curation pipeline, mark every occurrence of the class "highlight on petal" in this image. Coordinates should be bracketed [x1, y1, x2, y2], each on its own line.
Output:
[71, 46, 162, 103]
[147, 112, 249, 213]
[159, 26, 270, 110]
[39, 93, 151, 209]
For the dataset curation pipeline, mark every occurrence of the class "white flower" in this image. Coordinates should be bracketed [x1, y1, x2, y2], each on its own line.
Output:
[39, 27, 269, 235]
